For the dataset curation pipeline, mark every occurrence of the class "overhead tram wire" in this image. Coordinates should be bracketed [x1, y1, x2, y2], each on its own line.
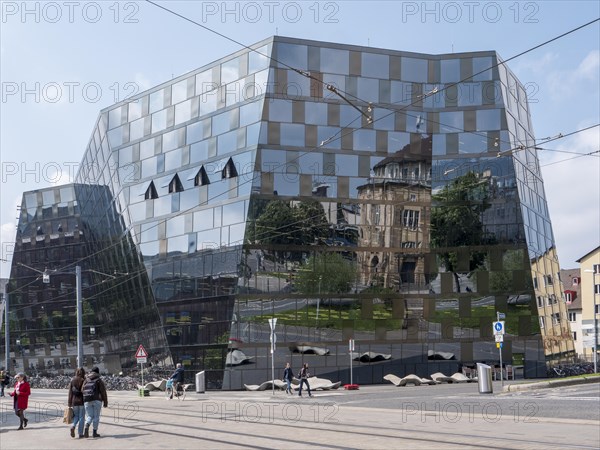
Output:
[19, 12, 599, 284]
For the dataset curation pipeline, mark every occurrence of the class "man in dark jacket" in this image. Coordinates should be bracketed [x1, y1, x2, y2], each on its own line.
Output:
[82, 367, 108, 438]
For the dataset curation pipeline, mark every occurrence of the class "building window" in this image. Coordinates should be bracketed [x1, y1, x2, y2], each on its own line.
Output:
[545, 275, 553, 286]
[573, 331, 577, 341]
[537, 296, 544, 307]
[596, 304, 600, 315]
[551, 313, 560, 325]
[565, 292, 572, 303]
[221, 157, 238, 179]
[403, 210, 419, 229]
[374, 205, 380, 225]
[194, 166, 210, 186]
[144, 181, 158, 200]
[533, 276, 538, 289]
[568, 312, 576, 322]
[593, 264, 600, 274]
[168, 174, 184, 193]
[539, 317, 544, 329]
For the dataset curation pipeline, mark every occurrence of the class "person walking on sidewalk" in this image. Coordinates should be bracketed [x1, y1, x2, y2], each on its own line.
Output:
[282, 362, 294, 394]
[10, 372, 30, 430]
[82, 367, 108, 438]
[0, 369, 9, 397]
[298, 363, 312, 397]
[68, 368, 86, 438]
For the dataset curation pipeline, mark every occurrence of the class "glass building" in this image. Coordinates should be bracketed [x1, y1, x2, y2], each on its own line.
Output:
[4, 36, 574, 387]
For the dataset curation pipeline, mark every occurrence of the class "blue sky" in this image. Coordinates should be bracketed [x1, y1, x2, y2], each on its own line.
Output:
[1, 1, 599, 277]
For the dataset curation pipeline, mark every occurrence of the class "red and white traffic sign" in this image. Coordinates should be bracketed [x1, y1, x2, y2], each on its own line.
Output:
[135, 344, 148, 363]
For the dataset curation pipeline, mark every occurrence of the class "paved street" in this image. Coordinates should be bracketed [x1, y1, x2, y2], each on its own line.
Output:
[1, 381, 598, 449]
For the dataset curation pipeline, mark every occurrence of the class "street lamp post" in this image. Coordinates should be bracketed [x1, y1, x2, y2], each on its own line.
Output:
[4, 292, 9, 373]
[316, 276, 322, 328]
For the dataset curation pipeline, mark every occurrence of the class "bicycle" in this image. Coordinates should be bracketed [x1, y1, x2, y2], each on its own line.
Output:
[165, 379, 186, 401]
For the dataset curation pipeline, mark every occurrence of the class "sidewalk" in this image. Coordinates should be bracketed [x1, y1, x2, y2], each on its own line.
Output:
[502, 374, 600, 392]
[1, 383, 599, 449]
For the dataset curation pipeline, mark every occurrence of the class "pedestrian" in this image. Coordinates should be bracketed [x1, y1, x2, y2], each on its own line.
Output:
[82, 366, 108, 438]
[298, 363, 312, 397]
[68, 367, 86, 438]
[0, 369, 9, 397]
[10, 372, 31, 430]
[282, 362, 294, 394]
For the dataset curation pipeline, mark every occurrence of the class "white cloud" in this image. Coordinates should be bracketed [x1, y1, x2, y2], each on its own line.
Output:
[546, 50, 600, 100]
[0, 195, 21, 278]
[541, 124, 600, 268]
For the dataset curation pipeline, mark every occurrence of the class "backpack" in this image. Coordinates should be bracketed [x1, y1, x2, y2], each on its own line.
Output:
[82, 377, 99, 402]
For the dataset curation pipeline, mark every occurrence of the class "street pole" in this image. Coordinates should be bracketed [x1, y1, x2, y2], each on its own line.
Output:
[594, 271, 598, 374]
[76, 266, 83, 368]
[497, 311, 504, 388]
[4, 292, 9, 373]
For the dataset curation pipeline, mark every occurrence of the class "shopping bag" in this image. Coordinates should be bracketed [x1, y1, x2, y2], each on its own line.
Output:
[63, 406, 74, 424]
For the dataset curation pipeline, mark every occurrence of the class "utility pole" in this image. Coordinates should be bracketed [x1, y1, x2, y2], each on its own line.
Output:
[76, 266, 83, 368]
[4, 292, 9, 373]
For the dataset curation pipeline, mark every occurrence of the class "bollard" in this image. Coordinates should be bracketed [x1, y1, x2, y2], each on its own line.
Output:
[477, 363, 493, 394]
[195, 371, 205, 393]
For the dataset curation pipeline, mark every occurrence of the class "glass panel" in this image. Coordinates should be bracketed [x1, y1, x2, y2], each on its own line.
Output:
[440, 59, 460, 83]
[222, 57, 240, 84]
[152, 110, 168, 133]
[149, 89, 164, 114]
[362, 53, 389, 79]
[249, 45, 270, 73]
[108, 107, 121, 129]
[357, 77, 379, 102]
[140, 138, 155, 159]
[390, 81, 413, 104]
[171, 79, 188, 105]
[280, 123, 305, 146]
[240, 100, 262, 127]
[458, 83, 482, 106]
[175, 99, 193, 125]
[222, 201, 245, 225]
[129, 117, 145, 141]
[268, 99, 292, 122]
[108, 126, 124, 148]
[59, 187, 74, 203]
[162, 130, 178, 152]
[42, 190, 55, 206]
[320, 48, 349, 75]
[388, 132, 410, 152]
[476, 109, 501, 131]
[217, 130, 237, 155]
[277, 43, 307, 69]
[439, 111, 464, 133]
[473, 57, 493, 81]
[458, 133, 488, 153]
[212, 110, 232, 135]
[119, 145, 133, 167]
[168, 235, 188, 254]
[354, 129, 376, 151]
[141, 222, 158, 242]
[401, 57, 427, 82]
[167, 215, 185, 237]
[129, 101, 143, 121]
[165, 148, 182, 171]
[336, 154, 358, 176]
[317, 126, 340, 149]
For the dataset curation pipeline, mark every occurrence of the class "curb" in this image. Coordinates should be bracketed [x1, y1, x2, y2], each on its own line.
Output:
[502, 374, 600, 392]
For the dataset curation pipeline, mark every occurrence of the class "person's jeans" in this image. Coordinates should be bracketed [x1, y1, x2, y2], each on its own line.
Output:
[298, 379, 311, 396]
[0, 384, 4, 396]
[72, 405, 85, 436]
[84, 400, 102, 430]
[285, 379, 292, 393]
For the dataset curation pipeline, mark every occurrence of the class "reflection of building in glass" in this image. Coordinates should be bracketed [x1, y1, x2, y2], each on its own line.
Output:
[5, 37, 573, 387]
[357, 136, 431, 290]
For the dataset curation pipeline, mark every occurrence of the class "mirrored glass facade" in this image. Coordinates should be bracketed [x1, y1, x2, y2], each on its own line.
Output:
[6, 37, 573, 387]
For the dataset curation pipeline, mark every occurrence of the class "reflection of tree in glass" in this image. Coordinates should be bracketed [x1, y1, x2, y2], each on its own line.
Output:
[251, 199, 329, 261]
[431, 172, 497, 292]
[295, 252, 355, 295]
